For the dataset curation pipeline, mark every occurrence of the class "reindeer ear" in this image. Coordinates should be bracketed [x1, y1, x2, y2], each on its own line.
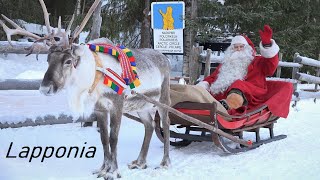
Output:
[72, 45, 85, 57]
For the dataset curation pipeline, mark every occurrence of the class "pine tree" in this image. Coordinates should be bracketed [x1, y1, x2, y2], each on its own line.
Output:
[196, 0, 320, 77]
[100, 0, 145, 47]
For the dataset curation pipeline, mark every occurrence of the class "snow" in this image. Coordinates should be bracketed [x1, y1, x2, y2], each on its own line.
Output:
[1, 100, 320, 180]
[0, 53, 47, 79]
[266, 77, 300, 84]
[0, 90, 71, 123]
[14, 19, 68, 37]
[200, 51, 225, 63]
[297, 72, 320, 84]
[17, 19, 49, 36]
[1, 47, 320, 180]
[297, 55, 320, 68]
[102, 0, 109, 7]
[278, 61, 302, 68]
[218, 0, 225, 5]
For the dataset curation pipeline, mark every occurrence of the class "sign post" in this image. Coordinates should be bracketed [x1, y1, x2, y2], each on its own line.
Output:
[151, 1, 185, 55]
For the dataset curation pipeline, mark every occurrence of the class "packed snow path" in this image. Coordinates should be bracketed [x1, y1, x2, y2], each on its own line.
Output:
[0, 99, 320, 180]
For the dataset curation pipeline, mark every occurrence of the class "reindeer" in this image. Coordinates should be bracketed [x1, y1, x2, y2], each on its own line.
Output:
[0, 0, 171, 179]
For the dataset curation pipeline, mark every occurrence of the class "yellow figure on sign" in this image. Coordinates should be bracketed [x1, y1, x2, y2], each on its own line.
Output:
[159, 6, 174, 30]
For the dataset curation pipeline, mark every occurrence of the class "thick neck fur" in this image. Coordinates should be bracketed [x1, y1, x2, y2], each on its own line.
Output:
[210, 45, 254, 95]
[66, 45, 98, 117]
[66, 42, 121, 118]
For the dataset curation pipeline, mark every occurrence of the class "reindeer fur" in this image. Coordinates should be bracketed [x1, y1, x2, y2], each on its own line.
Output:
[39, 38, 171, 179]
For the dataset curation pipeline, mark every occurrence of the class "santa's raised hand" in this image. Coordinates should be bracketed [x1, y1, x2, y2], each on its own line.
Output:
[259, 25, 273, 47]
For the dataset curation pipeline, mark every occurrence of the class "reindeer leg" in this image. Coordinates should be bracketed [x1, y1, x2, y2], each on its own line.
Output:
[158, 76, 171, 168]
[103, 101, 123, 179]
[128, 112, 154, 169]
[92, 110, 113, 178]
[157, 107, 170, 168]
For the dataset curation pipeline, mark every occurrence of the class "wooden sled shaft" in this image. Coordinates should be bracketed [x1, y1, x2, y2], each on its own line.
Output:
[132, 91, 252, 147]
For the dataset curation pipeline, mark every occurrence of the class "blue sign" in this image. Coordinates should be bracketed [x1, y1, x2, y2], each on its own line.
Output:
[151, 2, 185, 30]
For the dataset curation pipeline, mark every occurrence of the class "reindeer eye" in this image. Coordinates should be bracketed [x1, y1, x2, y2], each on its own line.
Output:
[54, 37, 61, 41]
[65, 59, 72, 65]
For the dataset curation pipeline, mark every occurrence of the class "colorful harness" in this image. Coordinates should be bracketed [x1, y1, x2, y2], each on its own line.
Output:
[87, 43, 141, 95]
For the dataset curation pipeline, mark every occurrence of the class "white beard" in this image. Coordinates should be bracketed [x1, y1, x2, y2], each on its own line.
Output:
[210, 45, 254, 95]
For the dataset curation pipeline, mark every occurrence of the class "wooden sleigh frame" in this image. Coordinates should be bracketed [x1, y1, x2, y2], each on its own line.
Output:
[152, 101, 287, 153]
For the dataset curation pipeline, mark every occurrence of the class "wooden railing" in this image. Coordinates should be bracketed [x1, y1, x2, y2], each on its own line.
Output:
[1, 45, 320, 128]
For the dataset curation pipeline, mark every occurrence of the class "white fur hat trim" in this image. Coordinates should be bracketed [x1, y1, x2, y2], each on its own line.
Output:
[231, 35, 249, 45]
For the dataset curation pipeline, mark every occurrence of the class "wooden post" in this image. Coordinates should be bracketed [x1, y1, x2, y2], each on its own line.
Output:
[276, 53, 283, 78]
[315, 53, 320, 91]
[183, 0, 197, 77]
[293, 53, 300, 92]
[292, 53, 300, 107]
[204, 49, 212, 77]
[314, 54, 320, 103]
[189, 46, 203, 85]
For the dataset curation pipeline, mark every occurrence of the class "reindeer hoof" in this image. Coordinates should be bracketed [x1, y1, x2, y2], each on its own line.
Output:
[104, 171, 121, 180]
[128, 160, 147, 169]
[93, 162, 120, 179]
[94, 169, 121, 180]
[160, 158, 171, 169]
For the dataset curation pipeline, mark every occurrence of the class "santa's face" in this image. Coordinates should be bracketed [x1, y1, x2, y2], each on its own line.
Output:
[233, 43, 245, 51]
[225, 44, 254, 63]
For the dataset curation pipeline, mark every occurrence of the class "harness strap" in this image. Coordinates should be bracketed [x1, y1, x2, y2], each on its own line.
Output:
[89, 52, 103, 93]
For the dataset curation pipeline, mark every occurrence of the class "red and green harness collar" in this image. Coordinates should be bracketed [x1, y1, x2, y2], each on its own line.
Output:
[87, 43, 141, 95]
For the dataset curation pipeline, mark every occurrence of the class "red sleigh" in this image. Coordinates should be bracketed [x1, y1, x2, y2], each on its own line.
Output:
[152, 81, 293, 153]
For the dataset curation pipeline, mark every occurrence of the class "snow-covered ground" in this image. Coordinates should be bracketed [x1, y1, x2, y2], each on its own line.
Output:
[1, 53, 320, 180]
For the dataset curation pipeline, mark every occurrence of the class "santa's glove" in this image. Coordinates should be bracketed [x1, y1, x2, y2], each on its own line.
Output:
[196, 81, 210, 91]
[226, 93, 244, 110]
[259, 25, 273, 47]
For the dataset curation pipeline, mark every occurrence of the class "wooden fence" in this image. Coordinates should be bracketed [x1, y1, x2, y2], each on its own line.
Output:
[1, 46, 320, 128]
[0, 41, 48, 54]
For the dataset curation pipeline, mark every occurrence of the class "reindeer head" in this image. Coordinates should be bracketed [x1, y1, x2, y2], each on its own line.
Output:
[39, 45, 86, 95]
[0, 0, 101, 95]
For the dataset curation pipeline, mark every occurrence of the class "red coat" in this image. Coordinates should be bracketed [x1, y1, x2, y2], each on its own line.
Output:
[203, 43, 293, 118]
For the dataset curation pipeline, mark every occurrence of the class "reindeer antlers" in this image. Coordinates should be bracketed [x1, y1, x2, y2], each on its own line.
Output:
[0, 0, 101, 51]
[0, 14, 41, 46]
[38, 0, 52, 34]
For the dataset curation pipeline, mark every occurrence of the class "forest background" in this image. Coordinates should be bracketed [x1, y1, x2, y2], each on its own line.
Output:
[1, 0, 320, 76]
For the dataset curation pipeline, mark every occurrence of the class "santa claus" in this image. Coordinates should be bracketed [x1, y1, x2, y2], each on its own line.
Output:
[197, 25, 293, 117]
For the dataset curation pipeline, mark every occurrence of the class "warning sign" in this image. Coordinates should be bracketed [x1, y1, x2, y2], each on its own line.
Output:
[153, 29, 183, 54]
[151, 1, 185, 54]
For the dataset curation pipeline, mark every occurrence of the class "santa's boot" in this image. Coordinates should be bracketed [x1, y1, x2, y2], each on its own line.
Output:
[226, 93, 244, 109]
[219, 93, 244, 110]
